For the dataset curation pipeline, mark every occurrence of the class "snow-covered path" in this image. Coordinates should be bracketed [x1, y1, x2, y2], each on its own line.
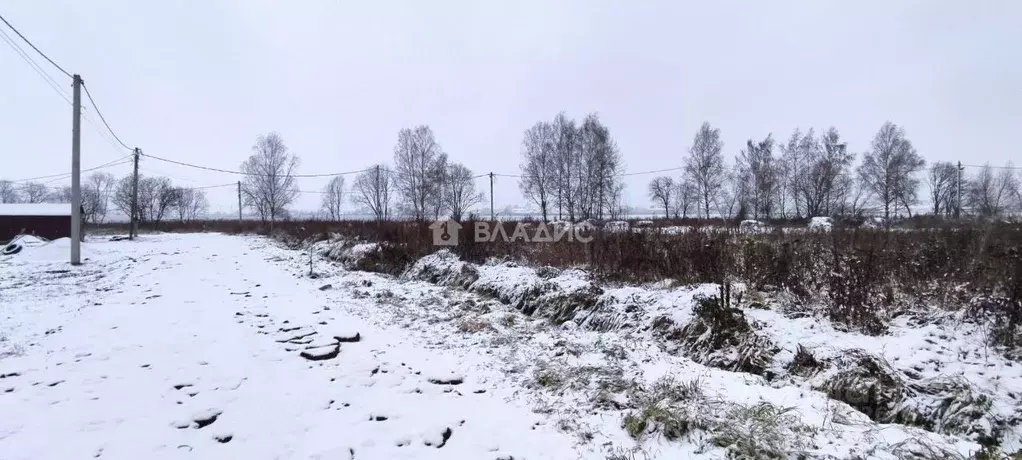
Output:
[0, 234, 579, 460]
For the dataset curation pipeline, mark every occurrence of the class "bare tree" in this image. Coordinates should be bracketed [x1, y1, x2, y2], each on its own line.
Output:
[20, 182, 50, 203]
[51, 185, 102, 224]
[140, 177, 179, 227]
[717, 170, 746, 220]
[927, 162, 958, 216]
[967, 163, 1019, 217]
[0, 180, 19, 203]
[428, 153, 449, 220]
[735, 134, 776, 219]
[671, 180, 697, 219]
[648, 176, 675, 218]
[575, 113, 623, 220]
[393, 126, 444, 220]
[804, 127, 855, 216]
[519, 121, 557, 221]
[857, 122, 925, 220]
[684, 122, 726, 219]
[112, 175, 134, 219]
[320, 176, 345, 220]
[444, 163, 483, 221]
[87, 172, 116, 223]
[174, 188, 209, 221]
[240, 133, 300, 227]
[551, 112, 577, 220]
[352, 165, 392, 221]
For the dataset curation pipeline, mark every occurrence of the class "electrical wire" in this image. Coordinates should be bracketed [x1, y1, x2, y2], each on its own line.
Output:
[0, 12, 71, 78]
[7, 156, 132, 183]
[0, 26, 72, 105]
[142, 152, 371, 178]
[81, 81, 133, 151]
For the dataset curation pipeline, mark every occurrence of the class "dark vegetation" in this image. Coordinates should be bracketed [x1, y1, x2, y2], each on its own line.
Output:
[93, 217, 1022, 339]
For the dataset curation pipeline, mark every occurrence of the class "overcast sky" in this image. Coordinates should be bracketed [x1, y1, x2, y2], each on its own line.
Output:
[2, 1, 1020, 215]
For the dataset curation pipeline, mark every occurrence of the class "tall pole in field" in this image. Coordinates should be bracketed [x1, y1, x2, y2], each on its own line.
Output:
[237, 181, 242, 223]
[488, 172, 494, 221]
[70, 75, 82, 265]
[130, 148, 140, 239]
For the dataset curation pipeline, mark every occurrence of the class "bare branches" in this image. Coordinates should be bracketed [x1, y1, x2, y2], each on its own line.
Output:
[519, 121, 557, 221]
[857, 122, 925, 220]
[648, 176, 675, 218]
[735, 134, 777, 219]
[174, 187, 209, 222]
[352, 165, 392, 221]
[445, 162, 483, 220]
[967, 163, 1019, 217]
[685, 122, 725, 219]
[240, 133, 300, 225]
[928, 162, 958, 216]
[0, 180, 18, 203]
[320, 176, 345, 220]
[393, 126, 444, 221]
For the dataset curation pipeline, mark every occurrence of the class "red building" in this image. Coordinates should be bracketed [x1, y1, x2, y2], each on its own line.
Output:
[0, 204, 74, 243]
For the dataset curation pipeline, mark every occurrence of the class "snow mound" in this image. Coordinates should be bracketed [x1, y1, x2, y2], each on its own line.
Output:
[739, 220, 769, 234]
[808, 216, 833, 231]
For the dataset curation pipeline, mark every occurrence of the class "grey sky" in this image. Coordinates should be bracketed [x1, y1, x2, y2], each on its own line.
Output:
[3, 1, 1020, 215]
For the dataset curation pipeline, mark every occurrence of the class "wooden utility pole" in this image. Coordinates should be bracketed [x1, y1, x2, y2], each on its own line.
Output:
[129, 148, 140, 239]
[237, 181, 242, 223]
[488, 172, 494, 221]
[70, 74, 82, 265]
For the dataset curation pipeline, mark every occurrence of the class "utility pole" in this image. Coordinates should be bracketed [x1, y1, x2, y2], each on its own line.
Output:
[70, 75, 82, 265]
[956, 161, 963, 218]
[488, 172, 494, 221]
[130, 148, 140, 239]
[237, 181, 242, 223]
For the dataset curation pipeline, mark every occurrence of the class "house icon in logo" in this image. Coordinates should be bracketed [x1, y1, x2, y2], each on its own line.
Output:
[429, 220, 462, 246]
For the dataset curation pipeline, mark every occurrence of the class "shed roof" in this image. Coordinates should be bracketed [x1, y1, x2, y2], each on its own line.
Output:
[0, 203, 72, 216]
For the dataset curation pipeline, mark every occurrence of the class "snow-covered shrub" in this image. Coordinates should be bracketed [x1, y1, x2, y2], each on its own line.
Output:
[623, 377, 816, 457]
[671, 284, 777, 376]
[604, 220, 629, 232]
[813, 349, 907, 421]
[808, 216, 833, 231]
[739, 219, 768, 234]
[895, 375, 1001, 443]
[403, 250, 479, 288]
[966, 296, 1022, 360]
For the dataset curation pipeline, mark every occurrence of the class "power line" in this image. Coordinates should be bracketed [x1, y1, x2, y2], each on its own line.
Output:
[6, 156, 132, 183]
[0, 25, 71, 105]
[81, 81, 133, 151]
[0, 21, 134, 162]
[142, 153, 371, 178]
[0, 12, 71, 78]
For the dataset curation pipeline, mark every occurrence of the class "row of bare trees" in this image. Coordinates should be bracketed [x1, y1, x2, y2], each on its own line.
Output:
[519, 112, 625, 221]
[649, 121, 1021, 220]
[0, 174, 117, 224]
[0, 172, 208, 226]
[330, 126, 483, 221]
[235, 129, 483, 223]
[110, 175, 209, 227]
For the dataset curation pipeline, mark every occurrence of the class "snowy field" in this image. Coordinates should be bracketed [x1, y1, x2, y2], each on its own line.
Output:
[1, 234, 1017, 459]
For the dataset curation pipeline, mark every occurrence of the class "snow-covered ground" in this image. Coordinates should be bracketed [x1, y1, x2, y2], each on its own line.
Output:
[0, 235, 578, 459]
[2, 233, 1016, 459]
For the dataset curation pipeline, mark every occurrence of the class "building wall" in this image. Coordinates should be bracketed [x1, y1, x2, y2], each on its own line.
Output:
[0, 215, 72, 243]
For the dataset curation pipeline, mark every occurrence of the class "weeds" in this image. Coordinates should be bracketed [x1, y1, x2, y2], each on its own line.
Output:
[456, 317, 494, 334]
